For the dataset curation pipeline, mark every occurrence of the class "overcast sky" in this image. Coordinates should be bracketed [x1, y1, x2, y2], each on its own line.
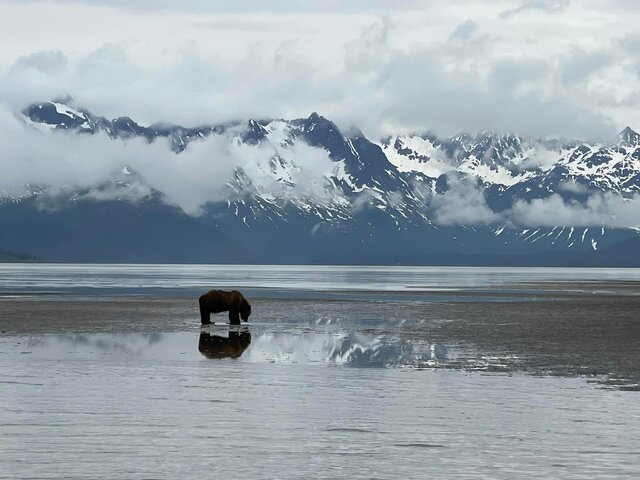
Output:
[0, 0, 638, 139]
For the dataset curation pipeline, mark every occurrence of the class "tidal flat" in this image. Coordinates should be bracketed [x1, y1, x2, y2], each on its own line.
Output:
[1, 265, 640, 478]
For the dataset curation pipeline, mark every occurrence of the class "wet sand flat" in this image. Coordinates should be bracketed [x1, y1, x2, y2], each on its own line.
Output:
[2, 283, 640, 388]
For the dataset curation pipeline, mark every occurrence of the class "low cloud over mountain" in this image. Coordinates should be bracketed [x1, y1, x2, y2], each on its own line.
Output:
[1, 98, 639, 264]
[6, 99, 640, 227]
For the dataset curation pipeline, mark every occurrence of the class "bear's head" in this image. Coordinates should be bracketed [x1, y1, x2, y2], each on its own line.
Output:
[240, 299, 251, 322]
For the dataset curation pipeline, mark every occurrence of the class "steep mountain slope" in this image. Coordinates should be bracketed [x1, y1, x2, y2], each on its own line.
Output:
[2, 97, 639, 264]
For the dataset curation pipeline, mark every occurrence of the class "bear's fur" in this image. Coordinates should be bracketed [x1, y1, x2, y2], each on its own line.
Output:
[198, 331, 251, 359]
[199, 290, 251, 325]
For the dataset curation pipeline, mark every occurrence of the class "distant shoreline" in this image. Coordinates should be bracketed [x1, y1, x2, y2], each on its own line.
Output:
[3, 258, 640, 268]
[0, 256, 640, 269]
[0, 251, 36, 263]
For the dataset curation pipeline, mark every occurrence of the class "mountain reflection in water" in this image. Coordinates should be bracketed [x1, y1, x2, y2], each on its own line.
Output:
[12, 327, 639, 389]
[13, 329, 450, 368]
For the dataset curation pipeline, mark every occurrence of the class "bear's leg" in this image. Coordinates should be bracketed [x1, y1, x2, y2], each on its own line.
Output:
[200, 305, 211, 325]
[229, 310, 240, 325]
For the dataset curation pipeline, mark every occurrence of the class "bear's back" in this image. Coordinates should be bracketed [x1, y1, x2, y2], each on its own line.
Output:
[200, 289, 243, 306]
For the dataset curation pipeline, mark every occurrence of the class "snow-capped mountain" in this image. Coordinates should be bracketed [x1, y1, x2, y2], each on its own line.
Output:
[2, 97, 639, 265]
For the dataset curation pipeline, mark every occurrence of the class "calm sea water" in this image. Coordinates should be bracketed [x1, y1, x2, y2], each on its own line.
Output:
[2, 263, 640, 295]
[1, 264, 639, 478]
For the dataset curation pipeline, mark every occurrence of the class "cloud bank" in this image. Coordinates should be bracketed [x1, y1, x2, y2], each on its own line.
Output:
[0, 104, 339, 216]
[0, 1, 637, 140]
[430, 177, 640, 229]
[431, 176, 500, 225]
[509, 193, 640, 228]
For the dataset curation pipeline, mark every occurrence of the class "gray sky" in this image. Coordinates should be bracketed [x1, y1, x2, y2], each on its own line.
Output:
[0, 0, 638, 139]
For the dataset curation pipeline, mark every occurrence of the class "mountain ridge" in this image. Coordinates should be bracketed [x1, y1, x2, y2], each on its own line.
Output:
[2, 98, 639, 264]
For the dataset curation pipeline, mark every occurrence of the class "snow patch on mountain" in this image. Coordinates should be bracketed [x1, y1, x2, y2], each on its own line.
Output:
[10, 98, 640, 246]
[51, 102, 86, 121]
[458, 157, 532, 186]
[379, 135, 452, 178]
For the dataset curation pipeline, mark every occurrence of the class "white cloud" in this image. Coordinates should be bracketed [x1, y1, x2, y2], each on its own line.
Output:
[429, 189, 640, 228]
[351, 190, 377, 213]
[449, 19, 478, 41]
[508, 192, 640, 228]
[500, 0, 570, 18]
[519, 147, 564, 171]
[424, 167, 640, 228]
[557, 179, 591, 194]
[430, 176, 500, 225]
[0, 103, 340, 216]
[0, 0, 429, 14]
[0, 1, 636, 139]
[559, 47, 612, 85]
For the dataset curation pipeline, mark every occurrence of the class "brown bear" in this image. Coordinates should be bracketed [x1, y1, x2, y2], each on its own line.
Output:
[198, 331, 251, 359]
[199, 289, 251, 325]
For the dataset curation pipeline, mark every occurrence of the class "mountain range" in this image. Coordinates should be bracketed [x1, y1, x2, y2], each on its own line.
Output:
[1, 97, 639, 265]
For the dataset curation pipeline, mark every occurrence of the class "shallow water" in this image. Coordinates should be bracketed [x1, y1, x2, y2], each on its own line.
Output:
[2, 329, 640, 479]
[1, 264, 640, 478]
[3, 263, 640, 295]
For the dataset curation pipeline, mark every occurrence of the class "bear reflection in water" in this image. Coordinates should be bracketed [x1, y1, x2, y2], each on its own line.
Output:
[198, 329, 252, 359]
